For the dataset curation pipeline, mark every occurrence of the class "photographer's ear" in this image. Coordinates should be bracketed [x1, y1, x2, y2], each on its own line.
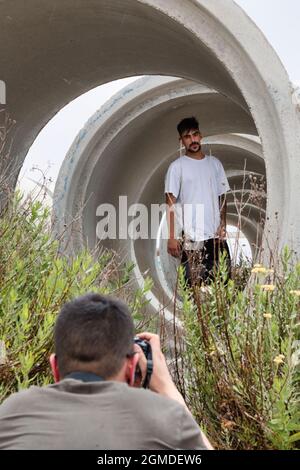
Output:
[50, 353, 60, 383]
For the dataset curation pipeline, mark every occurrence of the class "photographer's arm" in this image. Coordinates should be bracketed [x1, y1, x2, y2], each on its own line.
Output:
[136, 332, 185, 405]
[136, 331, 213, 449]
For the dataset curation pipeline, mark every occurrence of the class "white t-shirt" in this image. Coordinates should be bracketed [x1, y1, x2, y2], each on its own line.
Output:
[164, 155, 230, 241]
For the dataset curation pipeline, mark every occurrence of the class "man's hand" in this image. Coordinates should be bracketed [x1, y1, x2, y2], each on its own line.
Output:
[132, 343, 147, 388]
[136, 332, 214, 450]
[135, 332, 186, 406]
[218, 195, 227, 240]
[165, 193, 180, 258]
[216, 224, 226, 240]
[167, 238, 181, 258]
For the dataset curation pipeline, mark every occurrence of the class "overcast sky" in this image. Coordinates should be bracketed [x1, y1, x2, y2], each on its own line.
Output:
[18, 0, 300, 194]
[237, 0, 299, 82]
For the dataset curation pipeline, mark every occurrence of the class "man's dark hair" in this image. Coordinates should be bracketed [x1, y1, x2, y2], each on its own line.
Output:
[54, 293, 134, 379]
[177, 117, 200, 136]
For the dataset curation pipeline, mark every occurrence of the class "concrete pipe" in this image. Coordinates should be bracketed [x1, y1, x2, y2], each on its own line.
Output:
[52, 75, 266, 307]
[1, 0, 299, 269]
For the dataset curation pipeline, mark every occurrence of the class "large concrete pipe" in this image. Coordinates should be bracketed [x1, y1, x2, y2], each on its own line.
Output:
[1, 0, 299, 254]
[53, 76, 266, 306]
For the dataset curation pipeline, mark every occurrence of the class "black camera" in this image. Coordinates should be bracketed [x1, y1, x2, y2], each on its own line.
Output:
[134, 337, 153, 389]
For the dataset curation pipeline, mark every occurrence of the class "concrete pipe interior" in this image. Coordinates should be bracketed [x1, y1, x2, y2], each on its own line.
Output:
[53, 76, 266, 307]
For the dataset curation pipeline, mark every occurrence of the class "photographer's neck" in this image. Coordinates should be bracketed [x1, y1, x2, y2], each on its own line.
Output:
[64, 371, 104, 382]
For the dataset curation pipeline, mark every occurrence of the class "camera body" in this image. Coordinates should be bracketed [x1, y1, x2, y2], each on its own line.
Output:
[134, 337, 151, 360]
[134, 337, 153, 388]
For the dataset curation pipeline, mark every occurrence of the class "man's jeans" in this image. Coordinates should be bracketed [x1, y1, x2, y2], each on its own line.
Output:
[181, 238, 231, 287]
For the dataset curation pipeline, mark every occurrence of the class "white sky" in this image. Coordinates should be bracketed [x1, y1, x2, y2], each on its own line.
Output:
[18, 0, 300, 195]
[237, 0, 300, 82]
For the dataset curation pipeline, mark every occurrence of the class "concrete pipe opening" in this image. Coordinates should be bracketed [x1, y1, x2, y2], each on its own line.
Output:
[52, 75, 267, 309]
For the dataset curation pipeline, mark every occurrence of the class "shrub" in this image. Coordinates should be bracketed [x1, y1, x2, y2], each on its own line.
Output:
[0, 193, 153, 401]
[169, 250, 300, 449]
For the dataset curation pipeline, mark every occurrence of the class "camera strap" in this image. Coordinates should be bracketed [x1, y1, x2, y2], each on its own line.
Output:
[64, 371, 104, 383]
[143, 347, 153, 389]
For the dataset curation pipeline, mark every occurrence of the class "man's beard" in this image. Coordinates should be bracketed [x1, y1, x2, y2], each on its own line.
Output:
[189, 143, 201, 153]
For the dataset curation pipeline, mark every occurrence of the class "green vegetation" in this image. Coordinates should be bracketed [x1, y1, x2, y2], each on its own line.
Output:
[0, 193, 153, 401]
[169, 252, 300, 449]
[0, 192, 299, 450]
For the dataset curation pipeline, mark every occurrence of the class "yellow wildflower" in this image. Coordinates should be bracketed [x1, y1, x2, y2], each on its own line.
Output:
[263, 313, 272, 319]
[252, 266, 274, 274]
[274, 355, 285, 365]
[260, 285, 275, 291]
[252, 267, 268, 274]
[290, 290, 300, 296]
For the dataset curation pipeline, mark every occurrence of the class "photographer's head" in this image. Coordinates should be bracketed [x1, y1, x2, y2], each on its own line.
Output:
[50, 293, 139, 385]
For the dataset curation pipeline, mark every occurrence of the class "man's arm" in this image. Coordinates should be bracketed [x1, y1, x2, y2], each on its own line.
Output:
[165, 192, 181, 258]
[217, 194, 227, 239]
[136, 331, 186, 406]
[136, 331, 213, 449]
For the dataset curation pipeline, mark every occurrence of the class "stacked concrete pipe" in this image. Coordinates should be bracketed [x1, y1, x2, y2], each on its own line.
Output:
[53, 76, 266, 307]
[1, 0, 299, 310]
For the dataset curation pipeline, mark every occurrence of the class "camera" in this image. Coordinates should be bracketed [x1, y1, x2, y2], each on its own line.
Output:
[134, 337, 153, 389]
[134, 337, 151, 360]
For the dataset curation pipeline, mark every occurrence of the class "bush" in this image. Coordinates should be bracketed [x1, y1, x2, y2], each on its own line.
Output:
[169, 250, 300, 449]
[0, 193, 153, 401]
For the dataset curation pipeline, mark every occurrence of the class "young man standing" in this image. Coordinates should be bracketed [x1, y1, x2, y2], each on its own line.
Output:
[165, 117, 231, 287]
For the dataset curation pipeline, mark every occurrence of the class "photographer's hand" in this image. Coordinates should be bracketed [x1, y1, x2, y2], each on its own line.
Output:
[136, 332, 186, 408]
[136, 332, 214, 450]
[133, 343, 147, 388]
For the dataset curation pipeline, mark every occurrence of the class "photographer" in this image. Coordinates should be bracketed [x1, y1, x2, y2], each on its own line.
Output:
[0, 293, 212, 449]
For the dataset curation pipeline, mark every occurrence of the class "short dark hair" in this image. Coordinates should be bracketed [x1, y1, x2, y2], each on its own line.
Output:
[54, 293, 134, 379]
[177, 117, 200, 136]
